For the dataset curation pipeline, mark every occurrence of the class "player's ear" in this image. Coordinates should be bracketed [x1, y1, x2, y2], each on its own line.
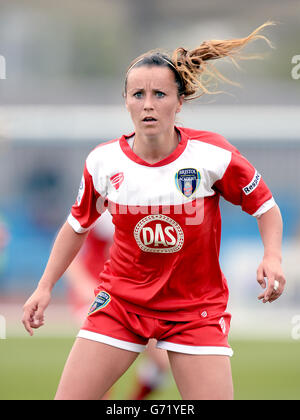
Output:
[176, 94, 184, 113]
[123, 91, 129, 110]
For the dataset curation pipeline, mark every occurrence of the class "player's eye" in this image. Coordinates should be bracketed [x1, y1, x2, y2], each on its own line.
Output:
[133, 91, 143, 98]
[155, 91, 165, 98]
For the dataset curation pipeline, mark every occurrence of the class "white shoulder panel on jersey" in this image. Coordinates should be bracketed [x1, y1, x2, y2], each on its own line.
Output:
[85, 137, 232, 206]
[187, 139, 232, 183]
[85, 139, 121, 197]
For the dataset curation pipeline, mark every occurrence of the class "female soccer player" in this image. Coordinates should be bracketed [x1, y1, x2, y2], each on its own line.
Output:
[22, 22, 286, 400]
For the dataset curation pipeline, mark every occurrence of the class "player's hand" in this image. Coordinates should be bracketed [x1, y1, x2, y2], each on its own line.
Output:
[257, 256, 286, 303]
[22, 287, 51, 336]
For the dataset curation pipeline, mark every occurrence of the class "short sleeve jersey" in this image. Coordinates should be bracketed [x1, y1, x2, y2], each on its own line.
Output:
[68, 126, 275, 321]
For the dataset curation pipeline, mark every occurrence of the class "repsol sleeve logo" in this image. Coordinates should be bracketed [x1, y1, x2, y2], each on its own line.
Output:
[134, 215, 184, 253]
[242, 170, 261, 195]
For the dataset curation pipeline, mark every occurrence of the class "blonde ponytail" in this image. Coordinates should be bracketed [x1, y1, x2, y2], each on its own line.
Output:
[172, 21, 275, 99]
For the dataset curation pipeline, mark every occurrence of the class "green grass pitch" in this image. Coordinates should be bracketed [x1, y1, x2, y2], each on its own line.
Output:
[0, 337, 299, 400]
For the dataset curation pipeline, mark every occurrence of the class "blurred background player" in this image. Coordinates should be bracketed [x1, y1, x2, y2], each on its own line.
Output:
[64, 210, 170, 400]
[65, 211, 113, 323]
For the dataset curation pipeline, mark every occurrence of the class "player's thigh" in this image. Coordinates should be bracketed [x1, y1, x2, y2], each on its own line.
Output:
[55, 337, 139, 400]
[168, 352, 233, 400]
[145, 339, 169, 371]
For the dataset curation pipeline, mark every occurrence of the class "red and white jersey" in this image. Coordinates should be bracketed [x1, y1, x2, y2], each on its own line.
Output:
[68, 126, 275, 321]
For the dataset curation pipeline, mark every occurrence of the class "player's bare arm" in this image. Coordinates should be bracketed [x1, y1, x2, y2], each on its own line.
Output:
[22, 221, 89, 335]
[256, 204, 286, 303]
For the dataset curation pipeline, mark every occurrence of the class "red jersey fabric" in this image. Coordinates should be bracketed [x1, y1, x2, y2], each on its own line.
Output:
[68, 127, 275, 321]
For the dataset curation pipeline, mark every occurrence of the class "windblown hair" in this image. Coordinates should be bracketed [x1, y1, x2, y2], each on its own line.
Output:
[124, 21, 275, 100]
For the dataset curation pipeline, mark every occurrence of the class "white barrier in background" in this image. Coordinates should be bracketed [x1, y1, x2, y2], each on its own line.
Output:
[0, 55, 6, 80]
[0, 105, 299, 142]
[0, 314, 6, 339]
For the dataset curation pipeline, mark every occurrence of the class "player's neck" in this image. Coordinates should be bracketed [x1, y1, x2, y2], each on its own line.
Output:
[133, 128, 179, 164]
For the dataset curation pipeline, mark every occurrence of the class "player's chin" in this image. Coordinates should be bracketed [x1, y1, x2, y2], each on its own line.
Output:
[141, 125, 159, 134]
[139, 121, 160, 131]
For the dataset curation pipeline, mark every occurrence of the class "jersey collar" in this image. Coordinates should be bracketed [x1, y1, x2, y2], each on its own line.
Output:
[119, 126, 188, 167]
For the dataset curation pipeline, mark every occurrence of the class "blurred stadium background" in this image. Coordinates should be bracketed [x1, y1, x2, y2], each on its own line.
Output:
[0, 0, 300, 400]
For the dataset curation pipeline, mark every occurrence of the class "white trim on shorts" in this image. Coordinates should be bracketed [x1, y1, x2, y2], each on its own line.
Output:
[77, 329, 146, 353]
[156, 340, 234, 357]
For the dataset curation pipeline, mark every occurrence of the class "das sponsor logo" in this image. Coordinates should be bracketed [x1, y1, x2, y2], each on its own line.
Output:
[134, 215, 184, 253]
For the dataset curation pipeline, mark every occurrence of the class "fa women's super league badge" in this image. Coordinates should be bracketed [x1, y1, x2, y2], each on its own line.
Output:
[88, 291, 111, 316]
[175, 168, 201, 198]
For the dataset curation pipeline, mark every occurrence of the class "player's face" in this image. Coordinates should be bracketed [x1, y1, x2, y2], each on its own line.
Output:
[125, 66, 183, 138]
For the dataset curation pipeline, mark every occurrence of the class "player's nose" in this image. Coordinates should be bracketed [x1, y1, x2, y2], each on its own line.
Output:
[143, 93, 154, 110]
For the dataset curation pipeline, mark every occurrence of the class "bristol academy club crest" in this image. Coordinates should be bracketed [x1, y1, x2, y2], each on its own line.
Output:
[175, 168, 201, 198]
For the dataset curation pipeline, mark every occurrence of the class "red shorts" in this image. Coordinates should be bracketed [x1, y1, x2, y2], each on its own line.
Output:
[78, 290, 233, 356]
